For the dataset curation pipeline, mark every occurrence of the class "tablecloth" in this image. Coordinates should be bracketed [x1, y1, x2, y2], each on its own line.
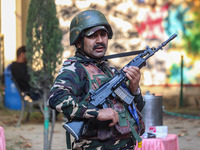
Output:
[0, 126, 6, 150]
[135, 134, 179, 150]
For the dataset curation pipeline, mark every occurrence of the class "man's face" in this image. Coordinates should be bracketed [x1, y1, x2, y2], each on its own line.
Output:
[20, 52, 27, 63]
[83, 30, 108, 58]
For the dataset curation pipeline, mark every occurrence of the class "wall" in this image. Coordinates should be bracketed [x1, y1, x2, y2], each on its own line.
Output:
[0, 0, 30, 67]
[1, 0, 16, 66]
[56, 0, 200, 86]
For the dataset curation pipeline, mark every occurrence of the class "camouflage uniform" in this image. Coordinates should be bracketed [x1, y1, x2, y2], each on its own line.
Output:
[47, 52, 145, 150]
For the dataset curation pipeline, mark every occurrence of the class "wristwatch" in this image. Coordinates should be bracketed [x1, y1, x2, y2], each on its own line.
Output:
[132, 87, 141, 95]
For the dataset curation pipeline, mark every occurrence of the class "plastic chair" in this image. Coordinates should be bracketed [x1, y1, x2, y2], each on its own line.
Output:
[12, 77, 44, 127]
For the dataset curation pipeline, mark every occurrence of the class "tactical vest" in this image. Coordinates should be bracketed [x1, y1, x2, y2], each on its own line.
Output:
[80, 62, 143, 143]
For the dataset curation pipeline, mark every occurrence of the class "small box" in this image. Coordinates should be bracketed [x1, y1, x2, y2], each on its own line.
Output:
[149, 126, 168, 138]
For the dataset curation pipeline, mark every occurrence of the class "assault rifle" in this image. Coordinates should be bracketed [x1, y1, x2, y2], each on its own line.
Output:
[63, 33, 177, 141]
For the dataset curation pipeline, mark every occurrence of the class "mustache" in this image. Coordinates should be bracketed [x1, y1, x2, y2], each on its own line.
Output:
[92, 43, 106, 50]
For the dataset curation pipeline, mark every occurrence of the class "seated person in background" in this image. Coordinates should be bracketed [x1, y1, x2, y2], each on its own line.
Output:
[11, 46, 59, 120]
[11, 46, 41, 101]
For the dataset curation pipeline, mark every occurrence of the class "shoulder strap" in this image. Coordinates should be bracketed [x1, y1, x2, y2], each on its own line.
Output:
[77, 50, 145, 63]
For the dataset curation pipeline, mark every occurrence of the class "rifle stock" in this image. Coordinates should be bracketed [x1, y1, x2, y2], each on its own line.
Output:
[63, 121, 85, 141]
[63, 33, 177, 141]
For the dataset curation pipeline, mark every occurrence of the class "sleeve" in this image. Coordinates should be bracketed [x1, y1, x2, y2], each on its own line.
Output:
[134, 93, 145, 112]
[47, 61, 99, 122]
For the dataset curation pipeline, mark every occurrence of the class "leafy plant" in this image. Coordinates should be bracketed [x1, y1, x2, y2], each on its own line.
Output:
[26, 0, 63, 149]
[26, 0, 63, 91]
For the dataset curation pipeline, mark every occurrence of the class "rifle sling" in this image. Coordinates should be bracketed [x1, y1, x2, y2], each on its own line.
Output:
[77, 50, 145, 63]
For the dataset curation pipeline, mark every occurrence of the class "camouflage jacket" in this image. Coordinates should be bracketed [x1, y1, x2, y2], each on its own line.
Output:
[47, 52, 144, 149]
[47, 53, 112, 121]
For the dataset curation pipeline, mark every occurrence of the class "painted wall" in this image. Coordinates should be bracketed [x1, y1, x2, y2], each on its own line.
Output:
[56, 0, 200, 86]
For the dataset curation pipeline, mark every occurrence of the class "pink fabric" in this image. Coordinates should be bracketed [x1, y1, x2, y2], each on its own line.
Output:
[0, 126, 6, 150]
[135, 134, 179, 150]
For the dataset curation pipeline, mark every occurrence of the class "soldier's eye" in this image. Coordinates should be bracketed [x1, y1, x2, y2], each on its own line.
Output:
[101, 31, 107, 37]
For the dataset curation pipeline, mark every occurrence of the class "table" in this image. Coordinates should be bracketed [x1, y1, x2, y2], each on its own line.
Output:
[135, 134, 179, 150]
[0, 126, 6, 150]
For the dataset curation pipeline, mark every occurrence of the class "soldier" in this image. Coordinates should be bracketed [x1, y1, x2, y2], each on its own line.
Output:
[47, 10, 145, 149]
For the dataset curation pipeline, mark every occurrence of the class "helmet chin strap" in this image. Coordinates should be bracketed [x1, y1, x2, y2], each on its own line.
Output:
[77, 31, 93, 58]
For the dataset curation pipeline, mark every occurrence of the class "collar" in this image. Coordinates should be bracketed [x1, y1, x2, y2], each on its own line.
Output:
[75, 51, 106, 65]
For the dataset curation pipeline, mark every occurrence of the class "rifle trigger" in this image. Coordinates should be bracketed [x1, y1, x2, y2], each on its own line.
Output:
[89, 89, 95, 95]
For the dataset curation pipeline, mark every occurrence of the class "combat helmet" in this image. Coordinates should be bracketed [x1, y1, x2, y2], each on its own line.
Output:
[70, 10, 113, 45]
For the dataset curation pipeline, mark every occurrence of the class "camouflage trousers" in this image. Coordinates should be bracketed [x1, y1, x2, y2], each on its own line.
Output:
[72, 137, 136, 150]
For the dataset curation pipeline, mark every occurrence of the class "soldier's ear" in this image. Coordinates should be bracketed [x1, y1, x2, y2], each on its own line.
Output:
[75, 40, 81, 49]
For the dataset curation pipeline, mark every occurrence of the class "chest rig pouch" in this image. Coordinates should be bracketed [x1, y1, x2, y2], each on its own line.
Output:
[81, 62, 113, 140]
[81, 62, 143, 141]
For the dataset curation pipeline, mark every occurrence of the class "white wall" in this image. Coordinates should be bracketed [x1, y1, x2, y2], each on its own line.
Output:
[1, 0, 16, 66]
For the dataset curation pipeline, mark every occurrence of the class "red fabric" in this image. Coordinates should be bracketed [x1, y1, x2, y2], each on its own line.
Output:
[0, 126, 6, 150]
[135, 134, 179, 150]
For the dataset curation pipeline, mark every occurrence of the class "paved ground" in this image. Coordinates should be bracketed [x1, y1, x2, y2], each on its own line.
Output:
[163, 113, 200, 150]
[3, 122, 66, 150]
[1, 108, 200, 150]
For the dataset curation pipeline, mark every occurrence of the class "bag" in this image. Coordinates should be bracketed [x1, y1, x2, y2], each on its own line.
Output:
[113, 100, 145, 136]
